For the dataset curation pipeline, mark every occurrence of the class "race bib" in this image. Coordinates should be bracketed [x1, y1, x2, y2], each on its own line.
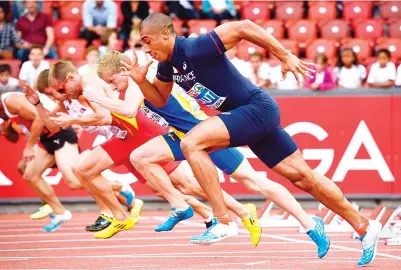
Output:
[109, 125, 127, 139]
[140, 106, 169, 128]
[186, 83, 226, 109]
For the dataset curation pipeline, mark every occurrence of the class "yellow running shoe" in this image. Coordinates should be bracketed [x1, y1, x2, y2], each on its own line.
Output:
[30, 204, 53, 220]
[93, 217, 134, 239]
[241, 203, 262, 246]
[130, 199, 144, 224]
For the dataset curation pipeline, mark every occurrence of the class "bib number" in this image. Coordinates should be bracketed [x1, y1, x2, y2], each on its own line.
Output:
[187, 83, 226, 109]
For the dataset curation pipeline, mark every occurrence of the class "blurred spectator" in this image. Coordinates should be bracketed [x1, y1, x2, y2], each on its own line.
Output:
[12, 0, 42, 22]
[15, 0, 57, 62]
[269, 65, 303, 90]
[78, 46, 99, 76]
[120, 0, 149, 44]
[0, 1, 10, 22]
[333, 48, 367, 89]
[99, 29, 119, 58]
[124, 30, 146, 62]
[0, 64, 19, 93]
[166, 1, 200, 20]
[306, 54, 336, 91]
[81, 0, 117, 46]
[396, 64, 401, 87]
[367, 49, 396, 89]
[225, 46, 252, 80]
[0, 6, 29, 59]
[248, 52, 270, 88]
[19, 45, 50, 89]
[203, 0, 237, 21]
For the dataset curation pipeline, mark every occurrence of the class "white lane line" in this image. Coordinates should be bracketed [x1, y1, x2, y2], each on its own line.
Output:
[0, 216, 152, 223]
[0, 224, 177, 232]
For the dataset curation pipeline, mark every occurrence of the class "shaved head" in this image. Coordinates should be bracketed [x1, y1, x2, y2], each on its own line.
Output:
[140, 12, 174, 34]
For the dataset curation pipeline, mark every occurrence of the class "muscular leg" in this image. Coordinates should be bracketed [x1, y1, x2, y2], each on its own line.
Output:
[180, 117, 231, 223]
[73, 147, 128, 221]
[272, 150, 368, 236]
[130, 136, 190, 210]
[232, 158, 315, 229]
[23, 146, 65, 215]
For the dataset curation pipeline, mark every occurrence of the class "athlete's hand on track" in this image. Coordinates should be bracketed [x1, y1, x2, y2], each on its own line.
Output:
[83, 85, 101, 103]
[22, 85, 40, 105]
[281, 54, 315, 86]
[23, 145, 35, 162]
[120, 53, 153, 84]
[49, 112, 74, 129]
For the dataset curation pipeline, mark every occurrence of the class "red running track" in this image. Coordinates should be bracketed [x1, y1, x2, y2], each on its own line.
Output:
[0, 211, 400, 269]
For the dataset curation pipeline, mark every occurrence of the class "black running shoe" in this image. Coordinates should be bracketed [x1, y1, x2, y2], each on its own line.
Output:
[205, 220, 213, 229]
[85, 214, 112, 232]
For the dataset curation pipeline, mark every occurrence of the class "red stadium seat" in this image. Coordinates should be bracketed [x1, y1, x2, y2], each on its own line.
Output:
[341, 39, 373, 61]
[241, 2, 270, 22]
[308, 2, 336, 26]
[306, 39, 337, 59]
[389, 20, 401, 38]
[59, 2, 83, 21]
[354, 19, 384, 40]
[278, 39, 299, 56]
[380, 1, 401, 21]
[148, 1, 165, 13]
[275, 2, 304, 21]
[187, 20, 218, 35]
[343, 2, 373, 25]
[92, 39, 124, 51]
[58, 40, 87, 61]
[377, 38, 401, 59]
[266, 58, 281, 67]
[0, 59, 21, 78]
[54, 20, 81, 41]
[287, 20, 317, 47]
[236, 41, 266, 61]
[320, 20, 350, 40]
[41, 1, 53, 17]
[46, 59, 61, 67]
[258, 20, 284, 39]
[172, 20, 184, 36]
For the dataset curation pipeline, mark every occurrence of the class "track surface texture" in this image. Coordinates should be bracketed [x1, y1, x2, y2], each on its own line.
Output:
[0, 210, 400, 269]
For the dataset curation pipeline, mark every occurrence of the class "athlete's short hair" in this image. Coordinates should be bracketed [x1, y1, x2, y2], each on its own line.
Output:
[36, 69, 50, 93]
[97, 50, 131, 79]
[140, 12, 174, 34]
[49, 61, 78, 85]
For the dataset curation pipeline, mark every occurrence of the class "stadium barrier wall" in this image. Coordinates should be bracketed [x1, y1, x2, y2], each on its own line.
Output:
[1, 89, 400, 203]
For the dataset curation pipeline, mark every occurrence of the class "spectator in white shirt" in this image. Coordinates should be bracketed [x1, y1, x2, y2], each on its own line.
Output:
[225, 46, 252, 80]
[99, 29, 120, 59]
[19, 45, 49, 89]
[367, 49, 396, 88]
[78, 46, 99, 77]
[333, 48, 367, 89]
[0, 64, 19, 93]
[395, 64, 401, 87]
[248, 52, 270, 88]
[269, 64, 302, 90]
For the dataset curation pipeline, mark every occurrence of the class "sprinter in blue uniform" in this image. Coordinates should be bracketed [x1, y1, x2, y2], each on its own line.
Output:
[121, 13, 382, 266]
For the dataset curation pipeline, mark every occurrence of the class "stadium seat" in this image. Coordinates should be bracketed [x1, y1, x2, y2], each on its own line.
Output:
[92, 39, 124, 51]
[0, 59, 21, 78]
[60, 1, 83, 21]
[320, 20, 350, 40]
[275, 2, 304, 21]
[46, 59, 62, 67]
[343, 2, 373, 25]
[306, 39, 337, 59]
[287, 20, 317, 47]
[389, 20, 401, 38]
[258, 20, 284, 39]
[41, 1, 53, 17]
[266, 58, 281, 67]
[376, 38, 401, 59]
[278, 39, 299, 56]
[54, 20, 81, 41]
[380, 1, 401, 21]
[148, 1, 165, 13]
[236, 41, 266, 61]
[187, 20, 218, 35]
[341, 39, 373, 61]
[58, 40, 87, 61]
[354, 19, 384, 40]
[241, 2, 270, 22]
[308, 2, 336, 26]
[173, 20, 184, 36]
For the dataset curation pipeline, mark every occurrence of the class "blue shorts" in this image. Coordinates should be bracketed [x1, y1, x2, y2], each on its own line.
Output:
[161, 132, 244, 175]
[217, 91, 298, 168]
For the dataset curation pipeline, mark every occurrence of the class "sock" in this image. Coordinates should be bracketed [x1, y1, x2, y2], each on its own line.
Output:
[121, 183, 135, 197]
[304, 220, 316, 232]
[205, 216, 213, 223]
[101, 212, 113, 218]
[355, 217, 370, 237]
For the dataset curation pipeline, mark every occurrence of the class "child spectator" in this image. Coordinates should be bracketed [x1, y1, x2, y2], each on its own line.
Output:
[0, 64, 19, 93]
[248, 52, 270, 88]
[78, 46, 99, 76]
[99, 29, 119, 58]
[333, 48, 367, 89]
[19, 45, 49, 88]
[306, 54, 336, 91]
[396, 64, 401, 87]
[367, 49, 397, 88]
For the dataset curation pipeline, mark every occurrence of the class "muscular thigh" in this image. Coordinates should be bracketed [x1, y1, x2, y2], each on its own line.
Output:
[24, 146, 55, 179]
[133, 135, 175, 163]
[54, 142, 80, 172]
[77, 146, 115, 177]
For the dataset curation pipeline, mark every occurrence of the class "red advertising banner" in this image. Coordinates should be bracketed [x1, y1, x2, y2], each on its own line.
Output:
[0, 95, 400, 201]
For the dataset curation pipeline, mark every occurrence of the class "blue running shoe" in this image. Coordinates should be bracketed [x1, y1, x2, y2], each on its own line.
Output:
[190, 218, 238, 245]
[358, 220, 382, 267]
[155, 206, 194, 232]
[43, 210, 72, 232]
[307, 216, 330, 258]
